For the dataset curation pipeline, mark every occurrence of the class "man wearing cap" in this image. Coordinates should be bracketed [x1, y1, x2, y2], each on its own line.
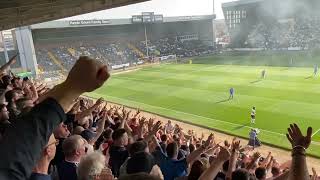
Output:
[80, 129, 96, 154]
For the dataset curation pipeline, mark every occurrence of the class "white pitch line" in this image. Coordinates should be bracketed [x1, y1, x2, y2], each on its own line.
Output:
[88, 93, 320, 145]
[312, 128, 320, 137]
[93, 93, 285, 136]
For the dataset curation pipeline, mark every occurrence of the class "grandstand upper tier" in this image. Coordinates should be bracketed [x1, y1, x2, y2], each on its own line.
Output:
[31, 15, 215, 72]
[222, 0, 320, 48]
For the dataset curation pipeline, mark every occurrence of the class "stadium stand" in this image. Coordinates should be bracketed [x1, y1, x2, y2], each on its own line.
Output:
[34, 38, 213, 72]
[35, 41, 142, 72]
[30, 15, 215, 72]
[0, 55, 317, 180]
[222, 0, 320, 49]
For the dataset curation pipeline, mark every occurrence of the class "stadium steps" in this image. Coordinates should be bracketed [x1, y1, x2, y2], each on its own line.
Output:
[127, 43, 145, 58]
[47, 51, 68, 73]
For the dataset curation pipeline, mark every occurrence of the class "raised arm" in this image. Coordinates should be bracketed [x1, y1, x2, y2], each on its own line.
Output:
[0, 53, 18, 74]
[261, 152, 272, 167]
[286, 123, 312, 180]
[226, 139, 241, 180]
[199, 146, 231, 180]
[311, 168, 318, 180]
[75, 97, 104, 120]
[91, 111, 107, 144]
[144, 120, 162, 143]
[246, 152, 261, 171]
[186, 133, 213, 165]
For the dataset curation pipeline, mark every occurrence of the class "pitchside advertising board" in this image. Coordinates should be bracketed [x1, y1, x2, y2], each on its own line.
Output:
[132, 12, 163, 24]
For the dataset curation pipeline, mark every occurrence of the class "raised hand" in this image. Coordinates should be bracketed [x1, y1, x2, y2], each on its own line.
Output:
[311, 168, 318, 180]
[150, 121, 162, 135]
[136, 108, 140, 115]
[147, 118, 155, 132]
[231, 138, 241, 151]
[106, 106, 113, 116]
[95, 97, 104, 105]
[201, 133, 205, 140]
[286, 123, 312, 149]
[252, 152, 261, 160]
[224, 140, 231, 148]
[204, 133, 214, 148]
[139, 117, 146, 127]
[216, 146, 231, 162]
[125, 110, 131, 120]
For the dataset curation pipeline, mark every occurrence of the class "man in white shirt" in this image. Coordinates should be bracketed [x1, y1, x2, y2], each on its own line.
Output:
[164, 120, 174, 134]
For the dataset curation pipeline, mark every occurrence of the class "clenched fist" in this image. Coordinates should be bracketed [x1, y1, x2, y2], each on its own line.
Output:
[65, 56, 110, 93]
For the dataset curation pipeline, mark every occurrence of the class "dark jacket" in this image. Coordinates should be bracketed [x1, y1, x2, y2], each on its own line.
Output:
[0, 98, 66, 180]
[57, 160, 77, 180]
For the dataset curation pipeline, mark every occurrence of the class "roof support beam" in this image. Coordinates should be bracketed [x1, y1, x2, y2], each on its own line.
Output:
[0, 0, 149, 30]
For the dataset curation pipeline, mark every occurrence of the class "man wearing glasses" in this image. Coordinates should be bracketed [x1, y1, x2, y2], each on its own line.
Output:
[30, 134, 59, 180]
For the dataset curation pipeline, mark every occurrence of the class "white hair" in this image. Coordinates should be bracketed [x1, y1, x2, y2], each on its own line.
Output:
[77, 152, 106, 180]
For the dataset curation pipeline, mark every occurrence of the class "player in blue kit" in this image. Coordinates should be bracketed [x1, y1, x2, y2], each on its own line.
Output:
[229, 87, 234, 100]
[261, 69, 266, 79]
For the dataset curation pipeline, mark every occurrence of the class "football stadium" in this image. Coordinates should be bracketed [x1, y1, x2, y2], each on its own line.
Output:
[0, 0, 320, 179]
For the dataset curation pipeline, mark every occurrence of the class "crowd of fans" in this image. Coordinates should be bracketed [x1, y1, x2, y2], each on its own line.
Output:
[36, 49, 61, 72]
[245, 17, 320, 49]
[36, 42, 141, 72]
[0, 54, 318, 180]
[35, 38, 213, 72]
[136, 38, 212, 58]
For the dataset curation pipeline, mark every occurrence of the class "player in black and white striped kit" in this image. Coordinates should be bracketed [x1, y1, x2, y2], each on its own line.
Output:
[251, 106, 256, 124]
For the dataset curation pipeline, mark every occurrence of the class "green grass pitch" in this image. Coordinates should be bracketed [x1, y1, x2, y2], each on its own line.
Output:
[88, 61, 320, 157]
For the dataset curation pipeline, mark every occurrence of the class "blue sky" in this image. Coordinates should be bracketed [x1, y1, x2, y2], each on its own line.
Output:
[63, 0, 237, 20]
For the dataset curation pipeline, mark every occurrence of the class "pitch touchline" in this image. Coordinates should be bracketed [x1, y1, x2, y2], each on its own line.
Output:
[93, 93, 285, 136]
[89, 93, 320, 145]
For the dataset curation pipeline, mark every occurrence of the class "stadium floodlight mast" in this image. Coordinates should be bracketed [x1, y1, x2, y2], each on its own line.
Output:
[132, 12, 163, 58]
[144, 23, 149, 58]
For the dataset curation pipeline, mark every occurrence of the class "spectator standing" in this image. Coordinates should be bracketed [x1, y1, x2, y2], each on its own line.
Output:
[57, 135, 87, 180]
[30, 134, 58, 180]
[109, 128, 129, 177]
[163, 120, 174, 134]
[51, 123, 70, 166]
